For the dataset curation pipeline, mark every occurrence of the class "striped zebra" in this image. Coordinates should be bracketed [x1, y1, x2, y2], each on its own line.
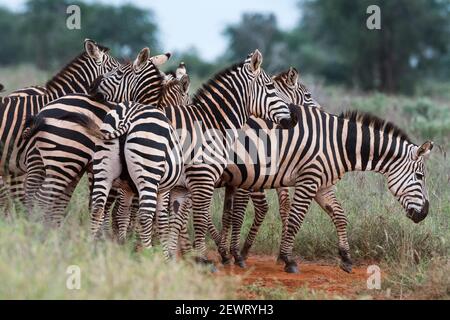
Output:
[73, 100, 184, 254]
[8, 86, 47, 97]
[168, 67, 322, 261]
[90, 50, 297, 265]
[20, 48, 170, 226]
[0, 40, 119, 212]
[108, 64, 191, 242]
[218, 106, 433, 273]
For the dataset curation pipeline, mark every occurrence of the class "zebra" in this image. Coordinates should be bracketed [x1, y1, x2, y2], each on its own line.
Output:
[71, 100, 184, 255]
[107, 63, 191, 242]
[217, 105, 433, 273]
[8, 86, 47, 97]
[20, 47, 171, 226]
[90, 50, 297, 266]
[168, 67, 322, 262]
[0, 39, 119, 213]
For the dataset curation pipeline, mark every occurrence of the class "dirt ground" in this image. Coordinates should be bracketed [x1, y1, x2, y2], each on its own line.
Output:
[215, 255, 382, 299]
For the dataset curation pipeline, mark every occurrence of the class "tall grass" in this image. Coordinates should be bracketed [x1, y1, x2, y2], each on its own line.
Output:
[0, 207, 238, 299]
[0, 66, 449, 299]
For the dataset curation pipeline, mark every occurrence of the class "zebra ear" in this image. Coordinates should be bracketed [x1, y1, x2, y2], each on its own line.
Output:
[416, 141, 434, 158]
[287, 67, 299, 87]
[84, 39, 103, 62]
[176, 62, 187, 79]
[179, 75, 190, 93]
[150, 52, 171, 67]
[250, 49, 263, 73]
[133, 47, 150, 71]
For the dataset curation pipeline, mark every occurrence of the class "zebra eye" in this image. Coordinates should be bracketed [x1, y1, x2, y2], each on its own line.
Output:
[415, 172, 424, 180]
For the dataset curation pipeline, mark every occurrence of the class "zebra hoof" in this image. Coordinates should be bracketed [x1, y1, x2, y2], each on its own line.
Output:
[234, 258, 247, 269]
[284, 263, 299, 274]
[240, 245, 250, 260]
[340, 261, 353, 273]
[276, 255, 285, 265]
[221, 255, 232, 265]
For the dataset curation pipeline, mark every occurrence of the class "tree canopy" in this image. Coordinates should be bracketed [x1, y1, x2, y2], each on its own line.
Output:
[1, 0, 449, 93]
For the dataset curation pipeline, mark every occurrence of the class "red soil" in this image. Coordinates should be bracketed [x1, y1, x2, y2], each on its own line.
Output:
[215, 255, 380, 299]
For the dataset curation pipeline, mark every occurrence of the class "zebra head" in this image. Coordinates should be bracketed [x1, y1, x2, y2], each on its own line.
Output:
[90, 47, 171, 105]
[159, 73, 191, 107]
[387, 141, 433, 223]
[273, 67, 322, 109]
[84, 39, 120, 77]
[246, 50, 297, 129]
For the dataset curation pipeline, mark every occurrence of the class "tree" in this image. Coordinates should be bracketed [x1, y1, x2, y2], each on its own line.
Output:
[223, 13, 285, 72]
[0, 0, 160, 69]
[295, 0, 450, 92]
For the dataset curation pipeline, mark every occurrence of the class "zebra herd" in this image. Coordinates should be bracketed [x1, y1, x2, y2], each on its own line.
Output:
[0, 39, 433, 273]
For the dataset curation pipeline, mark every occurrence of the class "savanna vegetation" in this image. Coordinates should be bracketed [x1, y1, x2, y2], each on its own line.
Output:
[0, 0, 449, 299]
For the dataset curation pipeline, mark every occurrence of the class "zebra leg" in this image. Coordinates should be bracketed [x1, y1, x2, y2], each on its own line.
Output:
[136, 186, 159, 249]
[207, 212, 221, 247]
[189, 182, 216, 267]
[156, 191, 171, 259]
[278, 181, 318, 273]
[114, 184, 134, 244]
[228, 189, 251, 267]
[0, 176, 11, 216]
[218, 186, 236, 265]
[50, 175, 81, 226]
[276, 187, 291, 232]
[314, 186, 352, 273]
[241, 191, 269, 260]
[179, 222, 193, 256]
[167, 188, 191, 259]
[23, 149, 45, 215]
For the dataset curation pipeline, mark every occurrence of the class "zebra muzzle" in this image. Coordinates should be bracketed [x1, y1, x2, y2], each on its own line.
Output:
[407, 200, 429, 223]
[278, 104, 299, 129]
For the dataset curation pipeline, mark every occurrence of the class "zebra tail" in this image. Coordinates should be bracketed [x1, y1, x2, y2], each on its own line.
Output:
[57, 112, 128, 141]
[61, 112, 104, 140]
[22, 113, 47, 141]
[101, 123, 130, 140]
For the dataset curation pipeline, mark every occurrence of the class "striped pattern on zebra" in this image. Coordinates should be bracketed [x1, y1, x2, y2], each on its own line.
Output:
[8, 86, 47, 97]
[168, 67, 322, 262]
[0, 40, 119, 213]
[72, 100, 184, 255]
[213, 68, 323, 264]
[20, 48, 170, 226]
[91, 50, 297, 265]
[219, 105, 433, 273]
[108, 63, 191, 243]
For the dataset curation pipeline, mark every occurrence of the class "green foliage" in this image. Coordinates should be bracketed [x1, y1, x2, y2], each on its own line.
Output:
[403, 99, 450, 141]
[294, 0, 450, 93]
[222, 13, 285, 72]
[0, 0, 159, 69]
[0, 188, 237, 299]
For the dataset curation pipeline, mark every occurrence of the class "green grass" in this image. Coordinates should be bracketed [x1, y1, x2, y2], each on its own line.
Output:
[0, 210, 238, 299]
[0, 66, 449, 299]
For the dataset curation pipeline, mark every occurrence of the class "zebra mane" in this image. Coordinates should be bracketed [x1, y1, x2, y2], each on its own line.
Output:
[192, 62, 244, 105]
[339, 110, 411, 142]
[44, 45, 110, 89]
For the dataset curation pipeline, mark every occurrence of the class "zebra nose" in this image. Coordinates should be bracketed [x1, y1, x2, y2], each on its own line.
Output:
[407, 200, 429, 223]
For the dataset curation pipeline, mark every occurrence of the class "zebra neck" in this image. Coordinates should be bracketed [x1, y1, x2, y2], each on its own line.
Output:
[44, 54, 95, 99]
[341, 119, 408, 175]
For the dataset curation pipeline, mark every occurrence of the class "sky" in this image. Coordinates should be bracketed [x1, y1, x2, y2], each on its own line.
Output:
[1, 0, 300, 61]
